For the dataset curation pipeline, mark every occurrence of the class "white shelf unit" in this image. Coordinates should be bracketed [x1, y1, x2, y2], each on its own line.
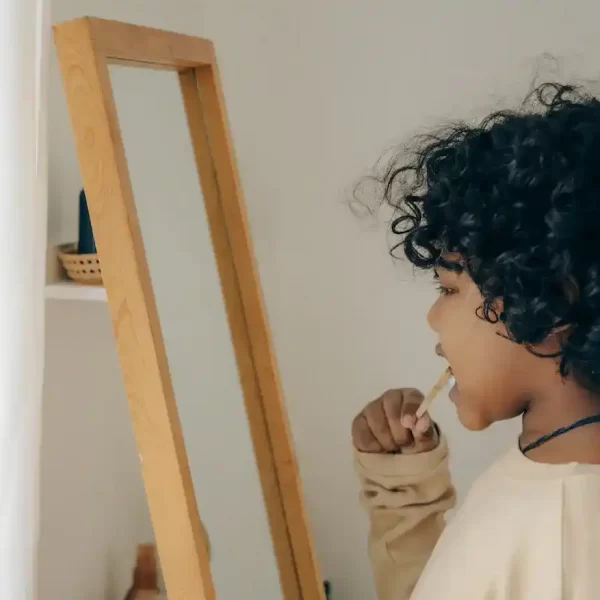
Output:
[45, 280, 107, 302]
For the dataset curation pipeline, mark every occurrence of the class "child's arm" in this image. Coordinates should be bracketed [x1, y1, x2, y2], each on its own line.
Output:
[355, 434, 456, 600]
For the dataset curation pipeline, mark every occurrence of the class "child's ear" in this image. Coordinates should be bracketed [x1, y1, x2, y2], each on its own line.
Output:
[549, 324, 572, 344]
[528, 326, 569, 357]
[547, 324, 573, 357]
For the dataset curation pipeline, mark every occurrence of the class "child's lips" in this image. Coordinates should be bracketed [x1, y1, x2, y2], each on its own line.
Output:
[449, 383, 459, 402]
[435, 344, 453, 375]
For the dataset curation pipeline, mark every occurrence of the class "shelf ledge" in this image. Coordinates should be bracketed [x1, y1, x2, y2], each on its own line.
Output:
[45, 281, 107, 302]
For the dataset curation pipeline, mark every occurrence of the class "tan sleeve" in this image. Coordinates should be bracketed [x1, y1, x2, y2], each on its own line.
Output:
[355, 436, 456, 600]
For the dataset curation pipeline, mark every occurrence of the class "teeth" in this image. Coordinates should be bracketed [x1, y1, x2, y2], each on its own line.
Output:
[448, 376, 456, 388]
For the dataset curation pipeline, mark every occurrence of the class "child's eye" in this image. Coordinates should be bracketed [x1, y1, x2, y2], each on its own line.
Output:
[436, 284, 457, 297]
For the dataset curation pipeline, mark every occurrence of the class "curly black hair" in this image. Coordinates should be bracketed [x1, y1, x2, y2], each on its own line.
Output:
[378, 83, 600, 393]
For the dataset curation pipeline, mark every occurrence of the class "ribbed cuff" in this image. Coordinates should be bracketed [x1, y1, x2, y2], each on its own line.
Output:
[354, 433, 449, 478]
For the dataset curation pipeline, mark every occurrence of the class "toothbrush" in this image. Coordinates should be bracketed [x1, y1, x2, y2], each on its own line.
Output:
[415, 367, 454, 419]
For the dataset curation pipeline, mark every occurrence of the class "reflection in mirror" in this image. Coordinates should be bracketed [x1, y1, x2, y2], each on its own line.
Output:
[109, 65, 282, 599]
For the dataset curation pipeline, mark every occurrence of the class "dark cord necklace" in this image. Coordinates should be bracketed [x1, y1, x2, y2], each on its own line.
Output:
[521, 414, 600, 454]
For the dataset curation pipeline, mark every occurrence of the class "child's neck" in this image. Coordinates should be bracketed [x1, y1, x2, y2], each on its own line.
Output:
[520, 381, 600, 465]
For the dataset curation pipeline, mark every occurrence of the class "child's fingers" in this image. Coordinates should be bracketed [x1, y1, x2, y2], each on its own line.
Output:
[382, 392, 412, 446]
[400, 389, 424, 429]
[411, 422, 437, 453]
[363, 398, 397, 452]
[351, 414, 386, 453]
[413, 414, 432, 436]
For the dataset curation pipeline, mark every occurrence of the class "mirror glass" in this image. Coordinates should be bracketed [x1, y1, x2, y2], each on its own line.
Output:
[108, 64, 283, 599]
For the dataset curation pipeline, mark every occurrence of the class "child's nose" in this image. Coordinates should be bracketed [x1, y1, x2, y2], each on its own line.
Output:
[427, 301, 440, 333]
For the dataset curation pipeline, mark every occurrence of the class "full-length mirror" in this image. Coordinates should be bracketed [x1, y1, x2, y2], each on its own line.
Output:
[54, 17, 323, 600]
[109, 64, 282, 599]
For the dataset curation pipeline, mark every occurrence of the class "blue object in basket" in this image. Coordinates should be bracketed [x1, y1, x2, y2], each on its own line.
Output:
[77, 189, 97, 254]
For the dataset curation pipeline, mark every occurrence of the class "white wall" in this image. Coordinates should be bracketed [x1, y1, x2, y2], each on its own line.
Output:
[198, 2, 600, 599]
[44, 1, 600, 599]
[40, 303, 151, 599]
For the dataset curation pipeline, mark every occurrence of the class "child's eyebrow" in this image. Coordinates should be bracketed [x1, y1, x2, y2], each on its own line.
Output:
[436, 256, 465, 273]
[433, 268, 455, 281]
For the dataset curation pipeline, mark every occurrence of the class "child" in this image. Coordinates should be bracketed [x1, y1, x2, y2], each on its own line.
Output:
[352, 83, 600, 600]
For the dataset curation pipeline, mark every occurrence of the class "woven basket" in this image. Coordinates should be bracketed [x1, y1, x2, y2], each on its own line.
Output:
[57, 243, 102, 285]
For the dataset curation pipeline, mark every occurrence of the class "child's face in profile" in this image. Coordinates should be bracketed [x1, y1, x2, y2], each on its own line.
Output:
[428, 262, 558, 431]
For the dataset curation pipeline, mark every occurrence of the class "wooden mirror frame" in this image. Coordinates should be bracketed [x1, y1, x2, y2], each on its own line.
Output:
[53, 17, 323, 600]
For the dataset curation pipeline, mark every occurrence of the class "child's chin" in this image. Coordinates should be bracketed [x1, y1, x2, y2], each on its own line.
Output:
[455, 404, 492, 432]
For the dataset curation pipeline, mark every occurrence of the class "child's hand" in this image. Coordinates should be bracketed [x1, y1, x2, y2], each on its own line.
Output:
[352, 388, 439, 454]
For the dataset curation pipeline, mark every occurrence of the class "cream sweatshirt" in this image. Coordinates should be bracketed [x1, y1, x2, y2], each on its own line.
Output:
[356, 436, 600, 600]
